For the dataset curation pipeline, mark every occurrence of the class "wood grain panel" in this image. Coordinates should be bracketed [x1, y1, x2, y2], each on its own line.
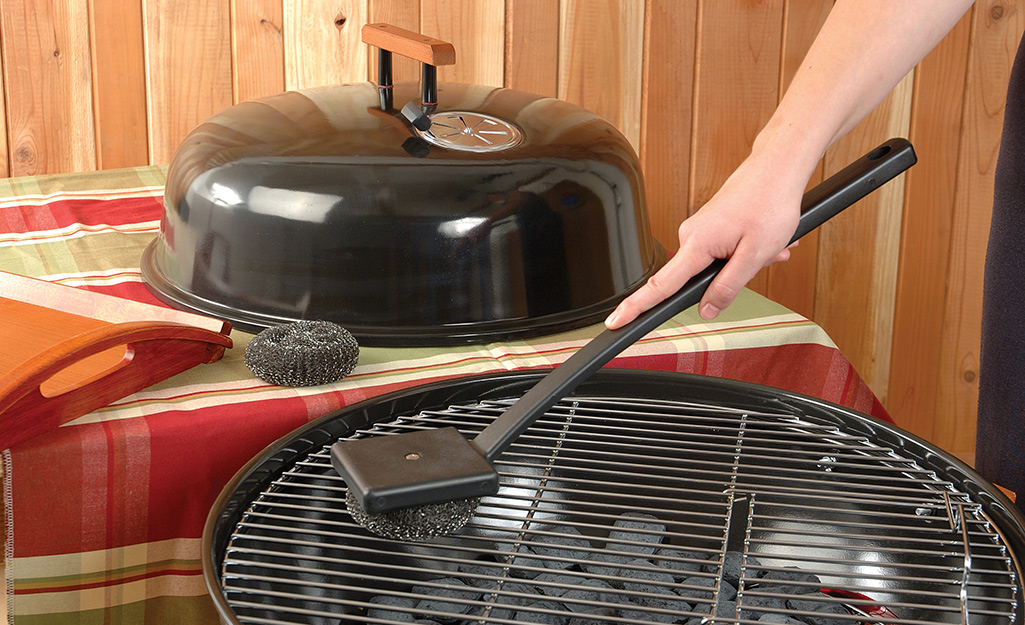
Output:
[936, 0, 1024, 453]
[689, 0, 784, 294]
[89, 0, 148, 169]
[0, 0, 1015, 462]
[505, 0, 559, 97]
[143, 0, 233, 165]
[559, 0, 645, 149]
[421, 0, 504, 86]
[283, 0, 369, 90]
[230, 0, 286, 103]
[815, 74, 914, 399]
[762, 0, 832, 319]
[368, 0, 420, 83]
[2, 0, 95, 176]
[0, 58, 7, 177]
[888, 10, 973, 441]
[639, 0, 697, 252]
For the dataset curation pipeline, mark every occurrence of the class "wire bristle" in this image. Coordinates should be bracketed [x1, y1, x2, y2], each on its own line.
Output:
[345, 490, 479, 541]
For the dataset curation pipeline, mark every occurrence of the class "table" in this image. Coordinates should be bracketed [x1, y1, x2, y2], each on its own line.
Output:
[0, 167, 887, 624]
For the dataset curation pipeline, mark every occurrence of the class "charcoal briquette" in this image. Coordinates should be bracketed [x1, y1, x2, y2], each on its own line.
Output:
[619, 562, 693, 622]
[618, 603, 681, 624]
[714, 598, 738, 619]
[760, 568, 822, 584]
[652, 547, 709, 578]
[367, 594, 418, 622]
[754, 568, 824, 597]
[560, 578, 616, 612]
[785, 596, 850, 625]
[619, 558, 675, 593]
[606, 512, 666, 556]
[495, 541, 545, 577]
[513, 599, 569, 624]
[677, 575, 735, 603]
[533, 572, 586, 597]
[757, 615, 807, 624]
[457, 559, 504, 581]
[411, 578, 480, 621]
[736, 591, 787, 613]
[463, 602, 516, 622]
[487, 581, 541, 607]
[566, 607, 618, 625]
[580, 551, 630, 579]
[530, 525, 592, 568]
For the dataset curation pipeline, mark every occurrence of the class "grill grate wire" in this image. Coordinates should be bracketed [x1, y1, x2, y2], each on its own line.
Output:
[219, 396, 1020, 624]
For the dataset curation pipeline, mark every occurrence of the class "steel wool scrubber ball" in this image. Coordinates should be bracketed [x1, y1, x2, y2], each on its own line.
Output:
[345, 490, 478, 541]
[244, 320, 359, 387]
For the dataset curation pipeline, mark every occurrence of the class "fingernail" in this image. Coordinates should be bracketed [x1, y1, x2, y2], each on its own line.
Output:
[604, 310, 620, 327]
[699, 303, 720, 320]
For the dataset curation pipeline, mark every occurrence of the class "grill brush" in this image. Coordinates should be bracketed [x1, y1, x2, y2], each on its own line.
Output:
[331, 138, 917, 540]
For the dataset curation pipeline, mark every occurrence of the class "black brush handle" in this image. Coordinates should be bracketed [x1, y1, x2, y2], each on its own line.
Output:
[472, 138, 916, 461]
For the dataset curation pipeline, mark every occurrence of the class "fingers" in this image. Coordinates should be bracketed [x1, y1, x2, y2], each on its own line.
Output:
[604, 249, 710, 329]
[696, 247, 766, 320]
[768, 246, 792, 265]
[605, 240, 792, 329]
[771, 240, 799, 264]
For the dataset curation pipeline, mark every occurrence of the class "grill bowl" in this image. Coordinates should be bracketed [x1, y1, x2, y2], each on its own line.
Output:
[141, 81, 666, 344]
[204, 370, 1025, 624]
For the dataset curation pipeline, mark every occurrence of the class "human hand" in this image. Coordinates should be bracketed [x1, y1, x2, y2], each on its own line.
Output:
[604, 155, 807, 329]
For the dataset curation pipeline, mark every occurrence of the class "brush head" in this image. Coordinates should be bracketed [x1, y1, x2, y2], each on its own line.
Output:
[330, 427, 499, 515]
[345, 489, 478, 541]
[244, 320, 359, 387]
[332, 427, 497, 541]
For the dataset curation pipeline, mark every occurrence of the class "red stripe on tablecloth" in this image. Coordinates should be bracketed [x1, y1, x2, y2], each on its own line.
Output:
[105, 423, 117, 571]
[0, 195, 161, 233]
[13, 566, 201, 595]
[80, 281, 173, 308]
[610, 343, 889, 422]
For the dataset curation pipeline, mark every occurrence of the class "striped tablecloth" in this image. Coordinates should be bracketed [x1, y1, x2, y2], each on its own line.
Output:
[0, 167, 887, 624]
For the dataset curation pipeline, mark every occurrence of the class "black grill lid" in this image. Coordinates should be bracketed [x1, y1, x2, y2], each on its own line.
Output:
[142, 82, 666, 344]
[204, 371, 1024, 624]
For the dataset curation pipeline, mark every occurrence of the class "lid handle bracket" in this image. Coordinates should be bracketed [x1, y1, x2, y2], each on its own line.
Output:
[362, 23, 455, 109]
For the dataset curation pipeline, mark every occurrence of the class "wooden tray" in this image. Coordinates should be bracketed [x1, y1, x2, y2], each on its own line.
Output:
[0, 272, 232, 450]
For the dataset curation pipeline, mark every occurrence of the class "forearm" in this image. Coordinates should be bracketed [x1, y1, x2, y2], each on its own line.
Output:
[606, 0, 977, 329]
[752, 0, 975, 184]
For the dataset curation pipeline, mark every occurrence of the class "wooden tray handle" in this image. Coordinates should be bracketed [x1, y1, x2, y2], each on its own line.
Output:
[361, 23, 456, 66]
[0, 321, 232, 450]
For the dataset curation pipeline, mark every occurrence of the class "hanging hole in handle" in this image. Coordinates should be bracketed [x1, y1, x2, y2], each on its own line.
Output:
[866, 145, 892, 160]
[40, 345, 134, 398]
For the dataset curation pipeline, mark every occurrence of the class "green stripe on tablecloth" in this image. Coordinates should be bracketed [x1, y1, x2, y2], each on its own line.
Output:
[0, 231, 158, 279]
[12, 595, 218, 625]
[0, 166, 167, 197]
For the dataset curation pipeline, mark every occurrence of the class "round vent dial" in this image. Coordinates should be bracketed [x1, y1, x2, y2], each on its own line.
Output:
[416, 111, 522, 152]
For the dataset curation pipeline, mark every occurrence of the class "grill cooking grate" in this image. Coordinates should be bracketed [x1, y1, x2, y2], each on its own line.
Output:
[218, 391, 1021, 624]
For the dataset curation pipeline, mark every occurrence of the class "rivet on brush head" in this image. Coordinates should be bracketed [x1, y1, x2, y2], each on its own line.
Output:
[405, 453, 421, 461]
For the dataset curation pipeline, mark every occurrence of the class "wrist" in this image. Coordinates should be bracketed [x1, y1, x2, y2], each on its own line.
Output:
[750, 119, 830, 185]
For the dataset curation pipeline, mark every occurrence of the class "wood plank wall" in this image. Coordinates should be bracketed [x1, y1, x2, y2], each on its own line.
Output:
[0, 0, 1021, 459]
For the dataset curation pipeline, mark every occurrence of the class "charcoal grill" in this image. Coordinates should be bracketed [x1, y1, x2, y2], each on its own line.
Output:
[204, 371, 1025, 624]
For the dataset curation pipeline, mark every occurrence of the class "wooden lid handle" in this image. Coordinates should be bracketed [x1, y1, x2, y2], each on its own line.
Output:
[361, 23, 456, 66]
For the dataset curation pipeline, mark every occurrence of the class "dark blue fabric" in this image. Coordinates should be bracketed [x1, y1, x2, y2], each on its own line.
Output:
[977, 34, 1025, 513]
